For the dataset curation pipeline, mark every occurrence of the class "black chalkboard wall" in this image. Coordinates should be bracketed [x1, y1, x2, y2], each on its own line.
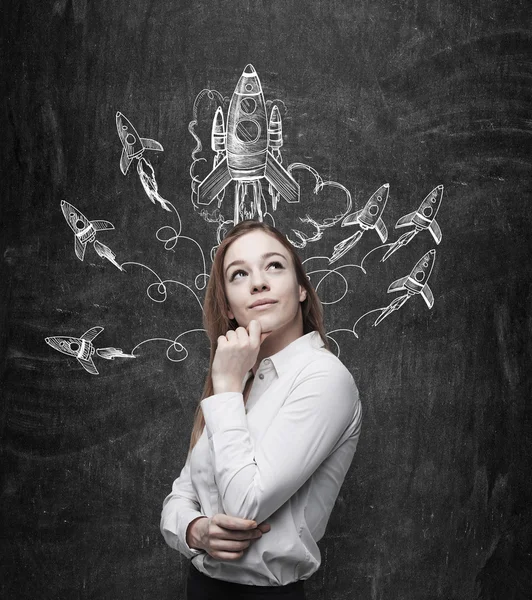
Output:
[2, 1, 531, 598]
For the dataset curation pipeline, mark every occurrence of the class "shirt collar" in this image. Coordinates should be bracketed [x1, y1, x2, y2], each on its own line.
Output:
[257, 331, 325, 377]
[242, 332, 326, 390]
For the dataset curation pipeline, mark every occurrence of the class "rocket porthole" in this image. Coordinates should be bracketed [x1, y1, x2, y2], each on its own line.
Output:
[423, 206, 433, 217]
[70, 343, 80, 352]
[240, 98, 256, 114]
[369, 205, 379, 216]
[76, 220, 85, 229]
[245, 83, 254, 92]
[126, 134, 136, 145]
[236, 120, 260, 143]
[415, 270, 424, 282]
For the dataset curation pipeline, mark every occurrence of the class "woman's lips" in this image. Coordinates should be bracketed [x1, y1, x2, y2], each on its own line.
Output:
[249, 301, 278, 310]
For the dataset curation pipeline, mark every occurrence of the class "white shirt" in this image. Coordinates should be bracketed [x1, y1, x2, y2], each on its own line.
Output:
[160, 330, 362, 586]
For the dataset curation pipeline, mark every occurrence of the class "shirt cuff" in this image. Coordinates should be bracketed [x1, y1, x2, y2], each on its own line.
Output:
[201, 392, 247, 437]
[182, 514, 207, 557]
[161, 506, 206, 559]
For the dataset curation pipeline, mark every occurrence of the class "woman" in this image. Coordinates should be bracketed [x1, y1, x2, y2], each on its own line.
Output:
[161, 220, 362, 600]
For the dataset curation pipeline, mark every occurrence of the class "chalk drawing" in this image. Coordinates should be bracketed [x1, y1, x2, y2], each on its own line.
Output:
[130, 328, 207, 363]
[60, 200, 120, 267]
[48, 77, 444, 375]
[381, 185, 444, 262]
[116, 112, 172, 211]
[189, 66, 352, 244]
[93, 239, 124, 271]
[283, 163, 352, 249]
[325, 249, 437, 352]
[116, 112, 164, 174]
[60, 197, 209, 313]
[302, 256, 365, 305]
[137, 157, 173, 212]
[329, 184, 389, 264]
[358, 249, 436, 332]
[194, 64, 299, 223]
[45, 326, 135, 375]
[119, 260, 206, 309]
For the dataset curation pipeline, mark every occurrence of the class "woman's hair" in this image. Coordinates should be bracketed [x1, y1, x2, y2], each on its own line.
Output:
[187, 220, 329, 454]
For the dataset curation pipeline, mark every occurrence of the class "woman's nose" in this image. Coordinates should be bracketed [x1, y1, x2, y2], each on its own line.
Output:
[250, 272, 269, 292]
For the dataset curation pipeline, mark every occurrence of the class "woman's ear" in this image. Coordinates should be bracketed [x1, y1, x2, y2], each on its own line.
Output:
[299, 286, 307, 302]
[227, 306, 235, 320]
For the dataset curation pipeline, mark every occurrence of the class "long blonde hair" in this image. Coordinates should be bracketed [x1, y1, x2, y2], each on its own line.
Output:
[187, 220, 329, 453]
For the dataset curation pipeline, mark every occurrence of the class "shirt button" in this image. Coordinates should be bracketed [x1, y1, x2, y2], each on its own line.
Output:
[264, 359, 271, 365]
[258, 374, 264, 380]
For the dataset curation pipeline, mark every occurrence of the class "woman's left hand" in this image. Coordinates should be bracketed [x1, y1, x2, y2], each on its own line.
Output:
[211, 320, 271, 394]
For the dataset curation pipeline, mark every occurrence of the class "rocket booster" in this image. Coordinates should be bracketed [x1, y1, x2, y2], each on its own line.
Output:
[268, 105, 283, 155]
[211, 106, 226, 154]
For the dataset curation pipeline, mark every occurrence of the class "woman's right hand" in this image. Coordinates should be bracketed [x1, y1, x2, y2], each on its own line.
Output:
[186, 514, 270, 561]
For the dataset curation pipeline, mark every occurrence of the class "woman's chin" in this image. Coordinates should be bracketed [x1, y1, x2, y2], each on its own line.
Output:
[244, 315, 277, 333]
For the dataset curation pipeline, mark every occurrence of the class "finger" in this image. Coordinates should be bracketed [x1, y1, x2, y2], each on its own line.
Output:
[235, 326, 249, 342]
[210, 549, 244, 561]
[212, 514, 257, 530]
[212, 537, 256, 552]
[257, 522, 271, 533]
[215, 528, 263, 541]
[225, 330, 237, 341]
[247, 320, 261, 347]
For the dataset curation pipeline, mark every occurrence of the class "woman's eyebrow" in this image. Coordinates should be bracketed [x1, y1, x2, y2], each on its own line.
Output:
[225, 252, 287, 276]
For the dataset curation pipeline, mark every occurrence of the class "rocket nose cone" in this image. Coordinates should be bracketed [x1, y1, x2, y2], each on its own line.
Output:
[243, 64, 256, 75]
[214, 106, 224, 122]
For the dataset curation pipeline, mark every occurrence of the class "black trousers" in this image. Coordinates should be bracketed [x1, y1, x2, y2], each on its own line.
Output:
[186, 562, 307, 600]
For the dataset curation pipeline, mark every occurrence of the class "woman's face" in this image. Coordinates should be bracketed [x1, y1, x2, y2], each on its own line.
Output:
[223, 230, 306, 336]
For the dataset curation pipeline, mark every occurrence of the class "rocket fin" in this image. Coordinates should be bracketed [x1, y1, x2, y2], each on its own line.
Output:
[387, 275, 408, 294]
[420, 284, 434, 309]
[197, 157, 232, 205]
[428, 219, 442, 244]
[91, 220, 115, 232]
[341, 210, 362, 227]
[140, 138, 164, 152]
[80, 326, 104, 343]
[75, 236, 87, 261]
[264, 151, 300, 204]
[120, 148, 134, 175]
[395, 211, 417, 229]
[374, 217, 388, 243]
[77, 356, 99, 375]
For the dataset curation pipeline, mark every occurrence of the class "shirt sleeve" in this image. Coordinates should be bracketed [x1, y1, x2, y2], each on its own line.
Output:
[160, 450, 207, 559]
[200, 357, 362, 525]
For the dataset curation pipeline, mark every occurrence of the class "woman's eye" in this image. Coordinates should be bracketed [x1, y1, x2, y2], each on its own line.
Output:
[230, 262, 284, 281]
[231, 269, 246, 280]
[267, 261, 284, 270]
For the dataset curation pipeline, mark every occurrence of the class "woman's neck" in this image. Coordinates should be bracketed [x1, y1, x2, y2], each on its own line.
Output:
[251, 313, 304, 375]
